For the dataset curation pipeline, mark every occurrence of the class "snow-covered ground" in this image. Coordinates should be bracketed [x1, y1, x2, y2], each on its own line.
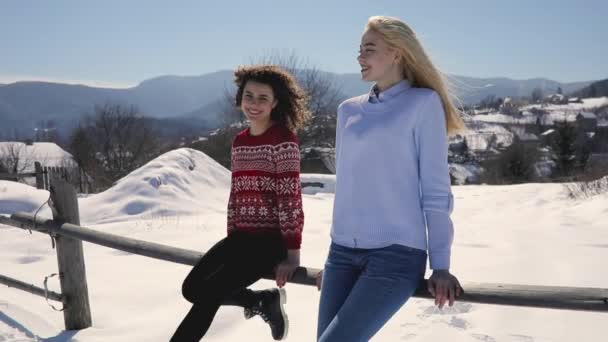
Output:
[1, 148, 607, 341]
[470, 113, 536, 125]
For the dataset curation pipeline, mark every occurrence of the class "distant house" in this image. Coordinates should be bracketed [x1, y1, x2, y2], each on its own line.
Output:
[519, 110, 534, 117]
[473, 108, 493, 115]
[576, 111, 598, 131]
[568, 97, 583, 104]
[0, 142, 81, 188]
[529, 107, 549, 116]
[546, 93, 567, 104]
[499, 97, 518, 116]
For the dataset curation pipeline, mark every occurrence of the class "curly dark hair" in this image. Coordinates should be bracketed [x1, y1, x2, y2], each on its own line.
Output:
[234, 64, 311, 132]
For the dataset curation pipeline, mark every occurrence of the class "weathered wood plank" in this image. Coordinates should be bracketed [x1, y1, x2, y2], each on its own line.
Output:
[49, 179, 92, 330]
[34, 162, 44, 190]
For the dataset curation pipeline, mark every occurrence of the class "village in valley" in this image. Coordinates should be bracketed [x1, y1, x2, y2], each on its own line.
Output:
[446, 90, 608, 185]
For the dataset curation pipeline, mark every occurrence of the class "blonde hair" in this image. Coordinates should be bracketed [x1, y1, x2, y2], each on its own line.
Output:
[366, 16, 465, 135]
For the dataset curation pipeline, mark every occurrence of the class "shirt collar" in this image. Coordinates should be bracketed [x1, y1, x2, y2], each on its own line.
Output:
[368, 79, 411, 103]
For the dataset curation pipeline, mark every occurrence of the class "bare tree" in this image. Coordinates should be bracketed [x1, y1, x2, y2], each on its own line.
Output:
[69, 104, 160, 190]
[252, 50, 343, 117]
[218, 89, 243, 126]
[478, 94, 501, 110]
[0, 142, 34, 175]
[531, 87, 544, 103]
[220, 51, 344, 123]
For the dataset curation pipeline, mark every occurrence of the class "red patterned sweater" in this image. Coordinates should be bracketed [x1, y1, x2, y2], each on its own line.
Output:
[227, 124, 304, 249]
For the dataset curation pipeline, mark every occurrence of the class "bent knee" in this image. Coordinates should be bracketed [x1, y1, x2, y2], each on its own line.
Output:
[182, 280, 197, 303]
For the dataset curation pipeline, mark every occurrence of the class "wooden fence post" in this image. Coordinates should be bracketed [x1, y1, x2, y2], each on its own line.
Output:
[43, 166, 49, 190]
[49, 178, 92, 330]
[34, 162, 44, 190]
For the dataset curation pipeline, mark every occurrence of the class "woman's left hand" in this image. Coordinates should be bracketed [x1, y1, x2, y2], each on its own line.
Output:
[275, 249, 300, 288]
[427, 270, 463, 308]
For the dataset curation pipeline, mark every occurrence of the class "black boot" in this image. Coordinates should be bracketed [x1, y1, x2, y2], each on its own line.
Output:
[243, 288, 288, 340]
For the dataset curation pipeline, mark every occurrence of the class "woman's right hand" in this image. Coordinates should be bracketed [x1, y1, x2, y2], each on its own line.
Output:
[316, 270, 323, 291]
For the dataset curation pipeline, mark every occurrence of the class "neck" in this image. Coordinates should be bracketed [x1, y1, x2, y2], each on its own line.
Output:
[375, 68, 405, 92]
[249, 119, 274, 136]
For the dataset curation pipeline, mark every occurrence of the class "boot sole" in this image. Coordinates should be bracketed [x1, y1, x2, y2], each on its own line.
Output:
[278, 287, 289, 340]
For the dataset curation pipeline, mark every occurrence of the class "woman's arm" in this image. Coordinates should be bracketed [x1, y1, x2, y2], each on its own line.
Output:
[416, 91, 454, 271]
[416, 91, 462, 307]
[273, 138, 304, 250]
[273, 134, 304, 287]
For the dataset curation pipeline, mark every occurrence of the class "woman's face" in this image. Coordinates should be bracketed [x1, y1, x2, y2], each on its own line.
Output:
[240, 80, 278, 125]
[357, 29, 400, 82]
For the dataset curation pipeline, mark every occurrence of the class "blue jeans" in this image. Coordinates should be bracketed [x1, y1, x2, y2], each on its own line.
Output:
[317, 242, 427, 342]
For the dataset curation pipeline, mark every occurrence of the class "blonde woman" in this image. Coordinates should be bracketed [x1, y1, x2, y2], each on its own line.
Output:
[316, 16, 465, 341]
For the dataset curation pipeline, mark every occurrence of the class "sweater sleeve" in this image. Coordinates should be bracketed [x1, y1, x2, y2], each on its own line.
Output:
[273, 136, 304, 250]
[416, 91, 455, 270]
[226, 184, 236, 235]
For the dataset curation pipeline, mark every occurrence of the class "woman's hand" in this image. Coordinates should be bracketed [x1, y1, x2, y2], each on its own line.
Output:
[275, 249, 300, 288]
[427, 270, 463, 308]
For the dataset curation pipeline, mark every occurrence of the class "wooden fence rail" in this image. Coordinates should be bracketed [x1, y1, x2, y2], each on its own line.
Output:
[0, 273, 63, 302]
[1, 179, 607, 332]
[2, 211, 608, 313]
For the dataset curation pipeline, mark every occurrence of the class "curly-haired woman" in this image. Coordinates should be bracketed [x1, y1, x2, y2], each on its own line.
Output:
[171, 65, 311, 342]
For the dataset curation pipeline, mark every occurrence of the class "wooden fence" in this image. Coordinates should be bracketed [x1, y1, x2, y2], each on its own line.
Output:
[0, 161, 89, 193]
[0, 179, 607, 331]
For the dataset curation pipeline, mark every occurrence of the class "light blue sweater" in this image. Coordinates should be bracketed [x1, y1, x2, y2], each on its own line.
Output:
[331, 80, 455, 270]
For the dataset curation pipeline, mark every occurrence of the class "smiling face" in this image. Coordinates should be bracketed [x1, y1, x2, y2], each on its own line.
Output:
[357, 29, 401, 84]
[240, 80, 278, 127]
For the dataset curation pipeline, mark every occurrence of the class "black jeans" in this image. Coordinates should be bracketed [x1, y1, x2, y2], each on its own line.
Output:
[171, 230, 287, 341]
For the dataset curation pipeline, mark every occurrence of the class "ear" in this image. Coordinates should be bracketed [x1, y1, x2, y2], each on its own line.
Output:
[272, 99, 278, 109]
[391, 49, 401, 64]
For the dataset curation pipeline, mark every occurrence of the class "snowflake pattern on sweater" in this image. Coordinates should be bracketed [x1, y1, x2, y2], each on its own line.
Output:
[227, 124, 304, 249]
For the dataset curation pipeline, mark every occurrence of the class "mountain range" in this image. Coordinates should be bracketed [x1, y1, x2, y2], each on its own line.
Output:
[0, 70, 595, 138]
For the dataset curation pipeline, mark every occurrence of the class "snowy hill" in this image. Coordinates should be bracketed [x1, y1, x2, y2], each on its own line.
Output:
[79, 148, 231, 225]
[1, 148, 607, 341]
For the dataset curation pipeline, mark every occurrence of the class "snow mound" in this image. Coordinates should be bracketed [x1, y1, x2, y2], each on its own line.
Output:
[80, 148, 231, 225]
[0, 181, 51, 216]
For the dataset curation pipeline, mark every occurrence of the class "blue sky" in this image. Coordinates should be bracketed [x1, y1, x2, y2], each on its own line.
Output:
[1, 0, 606, 87]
